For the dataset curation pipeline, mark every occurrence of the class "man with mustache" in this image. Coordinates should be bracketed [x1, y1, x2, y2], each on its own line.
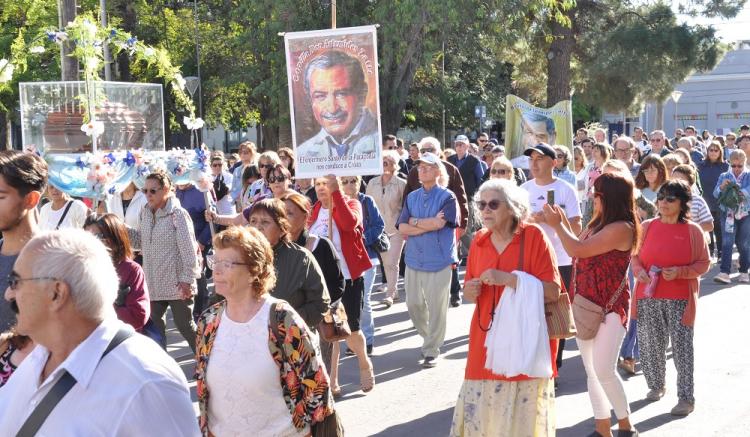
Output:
[0, 151, 48, 332]
[296, 50, 379, 158]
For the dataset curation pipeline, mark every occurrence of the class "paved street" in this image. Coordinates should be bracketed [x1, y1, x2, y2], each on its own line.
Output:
[166, 259, 750, 436]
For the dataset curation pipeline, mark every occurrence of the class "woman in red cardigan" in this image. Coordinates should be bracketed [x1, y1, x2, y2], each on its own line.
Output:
[632, 180, 710, 417]
[308, 174, 374, 396]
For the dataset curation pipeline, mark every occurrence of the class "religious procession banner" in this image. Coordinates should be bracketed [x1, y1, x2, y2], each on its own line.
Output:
[504, 95, 573, 165]
[284, 25, 382, 178]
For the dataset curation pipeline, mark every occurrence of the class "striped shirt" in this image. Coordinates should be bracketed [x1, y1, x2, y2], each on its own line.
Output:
[689, 194, 713, 225]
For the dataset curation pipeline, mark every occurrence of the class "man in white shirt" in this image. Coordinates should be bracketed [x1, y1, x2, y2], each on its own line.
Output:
[0, 229, 199, 436]
[210, 154, 235, 215]
[521, 143, 582, 372]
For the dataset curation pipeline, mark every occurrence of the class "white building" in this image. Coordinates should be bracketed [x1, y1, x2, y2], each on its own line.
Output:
[602, 41, 750, 138]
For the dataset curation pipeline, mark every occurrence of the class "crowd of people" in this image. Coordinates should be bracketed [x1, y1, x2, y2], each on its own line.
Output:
[0, 121, 746, 436]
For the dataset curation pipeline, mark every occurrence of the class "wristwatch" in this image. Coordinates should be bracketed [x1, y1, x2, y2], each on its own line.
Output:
[413, 218, 419, 227]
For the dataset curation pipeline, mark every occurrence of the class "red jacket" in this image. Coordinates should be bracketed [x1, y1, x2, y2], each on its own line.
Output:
[308, 190, 372, 280]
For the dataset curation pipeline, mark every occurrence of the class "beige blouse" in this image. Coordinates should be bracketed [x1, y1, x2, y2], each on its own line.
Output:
[366, 175, 407, 235]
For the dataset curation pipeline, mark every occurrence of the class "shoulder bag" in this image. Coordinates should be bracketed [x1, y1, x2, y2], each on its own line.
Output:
[314, 211, 352, 342]
[54, 201, 74, 230]
[362, 197, 390, 253]
[517, 230, 576, 339]
[570, 232, 629, 340]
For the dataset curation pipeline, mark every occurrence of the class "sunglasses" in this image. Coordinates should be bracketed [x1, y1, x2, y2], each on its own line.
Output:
[731, 164, 745, 169]
[656, 194, 678, 203]
[259, 164, 274, 169]
[267, 175, 288, 183]
[477, 139, 488, 144]
[142, 187, 162, 195]
[490, 169, 509, 175]
[211, 163, 222, 168]
[650, 138, 663, 142]
[341, 178, 358, 185]
[387, 146, 397, 150]
[7, 272, 58, 290]
[475, 199, 504, 211]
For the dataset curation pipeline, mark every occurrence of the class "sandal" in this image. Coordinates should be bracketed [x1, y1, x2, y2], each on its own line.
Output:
[331, 385, 342, 398]
[359, 363, 375, 393]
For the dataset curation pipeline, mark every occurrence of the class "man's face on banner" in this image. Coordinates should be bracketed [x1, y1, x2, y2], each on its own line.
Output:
[522, 117, 555, 148]
[309, 65, 359, 139]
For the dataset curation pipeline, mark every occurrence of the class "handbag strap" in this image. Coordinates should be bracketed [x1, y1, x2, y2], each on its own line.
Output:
[54, 201, 74, 230]
[605, 274, 629, 312]
[16, 328, 133, 437]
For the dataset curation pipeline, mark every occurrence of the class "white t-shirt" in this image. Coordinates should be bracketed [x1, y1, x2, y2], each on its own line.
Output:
[521, 178, 581, 266]
[39, 199, 89, 230]
[206, 298, 304, 437]
[309, 206, 351, 279]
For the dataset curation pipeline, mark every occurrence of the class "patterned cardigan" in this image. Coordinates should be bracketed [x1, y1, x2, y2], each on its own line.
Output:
[194, 298, 334, 436]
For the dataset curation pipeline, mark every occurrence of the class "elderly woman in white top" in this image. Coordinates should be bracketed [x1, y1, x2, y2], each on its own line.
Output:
[366, 150, 407, 307]
[195, 226, 334, 436]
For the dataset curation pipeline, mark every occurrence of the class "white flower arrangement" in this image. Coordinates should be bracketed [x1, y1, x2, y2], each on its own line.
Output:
[29, 46, 46, 54]
[0, 59, 14, 83]
[80, 120, 105, 137]
[183, 116, 204, 130]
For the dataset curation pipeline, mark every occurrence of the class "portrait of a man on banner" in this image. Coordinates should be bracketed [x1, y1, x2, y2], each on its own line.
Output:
[285, 25, 382, 178]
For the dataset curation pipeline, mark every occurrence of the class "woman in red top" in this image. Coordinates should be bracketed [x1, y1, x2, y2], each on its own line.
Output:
[631, 180, 709, 417]
[451, 179, 561, 437]
[544, 173, 640, 437]
[308, 174, 374, 396]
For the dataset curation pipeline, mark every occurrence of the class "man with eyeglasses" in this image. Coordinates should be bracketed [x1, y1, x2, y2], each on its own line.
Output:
[0, 151, 48, 332]
[646, 130, 670, 157]
[633, 126, 649, 154]
[613, 136, 641, 177]
[724, 132, 737, 161]
[521, 143, 582, 374]
[379, 135, 409, 180]
[403, 137, 469, 307]
[0, 230, 199, 436]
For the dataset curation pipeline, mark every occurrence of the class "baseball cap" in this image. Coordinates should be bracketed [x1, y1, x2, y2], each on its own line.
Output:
[416, 152, 441, 166]
[454, 135, 469, 144]
[523, 143, 556, 160]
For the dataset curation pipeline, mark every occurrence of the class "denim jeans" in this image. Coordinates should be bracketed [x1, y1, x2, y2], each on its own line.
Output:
[361, 264, 378, 346]
[720, 212, 750, 274]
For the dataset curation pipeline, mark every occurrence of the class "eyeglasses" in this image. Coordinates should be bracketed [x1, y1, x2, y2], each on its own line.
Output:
[259, 164, 274, 170]
[7, 272, 59, 290]
[267, 175, 288, 183]
[555, 154, 565, 159]
[141, 187, 162, 195]
[490, 169, 509, 175]
[420, 148, 435, 154]
[615, 148, 631, 154]
[206, 255, 248, 271]
[731, 164, 745, 169]
[211, 163, 222, 168]
[341, 178, 359, 185]
[656, 194, 678, 203]
[417, 165, 435, 172]
[650, 138, 663, 142]
[475, 199, 504, 211]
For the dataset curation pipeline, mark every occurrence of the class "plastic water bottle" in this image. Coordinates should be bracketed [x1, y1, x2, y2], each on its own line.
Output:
[644, 266, 661, 298]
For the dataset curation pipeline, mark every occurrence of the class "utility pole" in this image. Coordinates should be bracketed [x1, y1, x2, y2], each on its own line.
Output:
[58, 0, 79, 81]
[100, 0, 112, 80]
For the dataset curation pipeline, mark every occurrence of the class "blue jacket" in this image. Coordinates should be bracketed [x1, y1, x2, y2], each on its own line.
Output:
[713, 169, 750, 214]
[358, 192, 385, 260]
[698, 160, 729, 211]
[175, 185, 213, 247]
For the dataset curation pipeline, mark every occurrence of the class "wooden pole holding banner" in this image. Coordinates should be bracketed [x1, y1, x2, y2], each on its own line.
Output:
[331, 0, 336, 29]
[204, 191, 216, 238]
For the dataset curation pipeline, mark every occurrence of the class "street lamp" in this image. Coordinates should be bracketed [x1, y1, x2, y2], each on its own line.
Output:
[671, 90, 683, 130]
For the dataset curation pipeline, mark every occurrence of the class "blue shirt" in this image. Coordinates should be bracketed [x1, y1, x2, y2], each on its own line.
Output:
[397, 185, 458, 272]
[713, 169, 750, 213]
[175, 185, 213, 247]
[553, 167, 577, 188]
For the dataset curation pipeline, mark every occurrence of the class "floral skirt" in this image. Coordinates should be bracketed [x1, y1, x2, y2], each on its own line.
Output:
[450, 378, 555, 437]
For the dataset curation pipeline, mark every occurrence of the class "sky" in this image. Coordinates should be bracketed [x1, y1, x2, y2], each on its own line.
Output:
[675, 2, 750, 43]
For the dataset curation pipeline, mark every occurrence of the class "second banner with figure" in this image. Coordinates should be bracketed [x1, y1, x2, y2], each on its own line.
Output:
[285, 25, 382, 178]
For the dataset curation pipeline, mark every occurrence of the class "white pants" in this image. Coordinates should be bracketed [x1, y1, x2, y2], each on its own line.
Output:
[405, 266, 452, 358]
[577, 312, 630, 420]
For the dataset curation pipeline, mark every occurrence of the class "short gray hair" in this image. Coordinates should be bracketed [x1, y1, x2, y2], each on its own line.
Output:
[418, 136, 442, 152]
[381, 149, 401, 164]
[474, 179, 530, 230]
[729, 148, 747, 163]
[27, 230, 118, 322]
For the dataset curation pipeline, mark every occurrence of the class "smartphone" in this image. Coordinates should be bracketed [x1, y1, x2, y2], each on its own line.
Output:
[546, 190, 555, 206]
